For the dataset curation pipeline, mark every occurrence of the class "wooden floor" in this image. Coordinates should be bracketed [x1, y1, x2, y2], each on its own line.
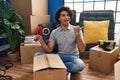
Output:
[0, 54, 114, 80]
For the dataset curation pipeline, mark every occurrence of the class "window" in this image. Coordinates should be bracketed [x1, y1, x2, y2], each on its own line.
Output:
[64, 0, 120, 45]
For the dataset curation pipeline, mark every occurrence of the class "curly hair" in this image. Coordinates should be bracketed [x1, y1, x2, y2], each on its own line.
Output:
[55, 6, 73, 23]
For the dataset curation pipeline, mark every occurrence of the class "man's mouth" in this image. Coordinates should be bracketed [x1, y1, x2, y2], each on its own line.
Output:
[64, 20, 69, 23]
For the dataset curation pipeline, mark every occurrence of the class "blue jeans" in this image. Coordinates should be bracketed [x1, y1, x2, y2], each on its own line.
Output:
[34, 52, 85, 73]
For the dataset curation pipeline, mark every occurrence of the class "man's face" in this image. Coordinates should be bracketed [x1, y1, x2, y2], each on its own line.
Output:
[58, 11, 70, 26]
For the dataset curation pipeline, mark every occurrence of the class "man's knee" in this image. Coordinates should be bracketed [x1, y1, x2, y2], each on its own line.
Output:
[70, 59, 85, 72]
[73, 62, 85, 72]
[76, 62, 85, 72]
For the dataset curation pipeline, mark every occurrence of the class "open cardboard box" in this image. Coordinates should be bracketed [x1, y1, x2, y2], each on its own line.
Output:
[33, 54, 67, 80]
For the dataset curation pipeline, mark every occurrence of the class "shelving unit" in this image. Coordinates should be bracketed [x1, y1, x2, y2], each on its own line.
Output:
[0, 44, 10, 52]
[0, 36, 10, 53]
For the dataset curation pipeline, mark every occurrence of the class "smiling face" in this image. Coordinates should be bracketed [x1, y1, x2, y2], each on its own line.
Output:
[58, 11, 71, 27]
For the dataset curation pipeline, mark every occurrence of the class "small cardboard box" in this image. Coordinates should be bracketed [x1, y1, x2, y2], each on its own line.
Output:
[89, 45, 119, 74]
[11, 0, 48, 15]
[115, 60, 120, 80]
[33, 54, 67, 80]
[20, 44, 44, 64]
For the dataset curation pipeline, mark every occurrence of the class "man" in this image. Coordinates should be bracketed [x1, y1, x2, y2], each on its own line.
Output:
[34, 6, 86, 80]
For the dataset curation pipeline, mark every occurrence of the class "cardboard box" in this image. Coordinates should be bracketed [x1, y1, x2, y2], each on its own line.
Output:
[22, 14, 50, 35]
[33, 54, 67, 80]
[115, 60, 120, 80]
[89, 45, 119, 74]
[20, 44, 44, 64]
[11, 0, 48, 15]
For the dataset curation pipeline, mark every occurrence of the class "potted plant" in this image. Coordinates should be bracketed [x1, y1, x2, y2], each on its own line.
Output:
[0, 0, 25, 62]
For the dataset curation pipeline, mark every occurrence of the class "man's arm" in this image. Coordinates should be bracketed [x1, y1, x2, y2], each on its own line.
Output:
[74, 26, 86, 52]
[34, 34, 55, 53]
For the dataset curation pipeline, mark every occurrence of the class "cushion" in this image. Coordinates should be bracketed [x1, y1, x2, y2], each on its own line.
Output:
[83, 20, 110, 44]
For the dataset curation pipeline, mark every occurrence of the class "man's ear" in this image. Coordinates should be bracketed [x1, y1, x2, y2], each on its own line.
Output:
[58, 18, 60, 21]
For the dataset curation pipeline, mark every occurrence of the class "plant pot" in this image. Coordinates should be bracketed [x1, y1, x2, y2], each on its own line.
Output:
[7, 51, 19, 63]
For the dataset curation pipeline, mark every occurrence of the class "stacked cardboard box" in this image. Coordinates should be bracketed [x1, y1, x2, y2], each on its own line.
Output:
[20, 35, 44, 64]
[89, 45, 119, 74]
[11, 0, 50, 35]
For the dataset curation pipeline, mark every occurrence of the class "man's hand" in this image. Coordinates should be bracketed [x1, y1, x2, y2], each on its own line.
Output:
[73, 26, 81, 34]
[34, 34, 43, 42]
[74, 26, 86, 52]
[34, 34, 55, 53]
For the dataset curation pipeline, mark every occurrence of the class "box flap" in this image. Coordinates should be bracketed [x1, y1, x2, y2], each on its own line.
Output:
[34, 55, 49, 71]
[47, 54, 66, 69]
[34, 54, 66, 72]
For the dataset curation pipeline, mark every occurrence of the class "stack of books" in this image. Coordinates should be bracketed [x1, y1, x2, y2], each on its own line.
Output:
[24, 35, 40, 46]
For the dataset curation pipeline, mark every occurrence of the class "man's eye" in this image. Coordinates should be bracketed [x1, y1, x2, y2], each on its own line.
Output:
[67, 14, 69, 16]
[61, 14, 65, 17]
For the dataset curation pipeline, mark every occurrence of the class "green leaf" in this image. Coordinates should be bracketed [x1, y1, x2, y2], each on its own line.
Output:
[11, 23, 20, 29]
[18, 29, 25, 37]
